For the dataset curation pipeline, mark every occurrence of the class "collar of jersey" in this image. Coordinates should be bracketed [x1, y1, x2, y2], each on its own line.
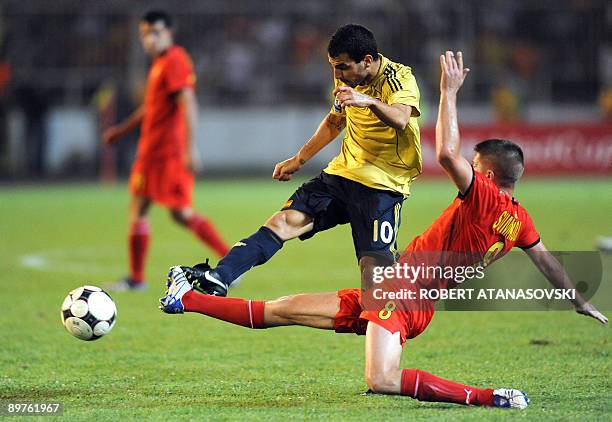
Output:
[155, 45, 175, 61]
[367, 54, 389, 86]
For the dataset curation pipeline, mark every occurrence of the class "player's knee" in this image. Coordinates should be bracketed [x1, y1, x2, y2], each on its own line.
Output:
[265, 295, 299, 325]
[130, 216, 148, 226]
[169, 209, 189, 226]
[267, 295, 295, 319]
[359, 256, 378, 289]
[365, 371, 395, 394]
[359, 257, 375, 275]
[265, 212, 295, 239]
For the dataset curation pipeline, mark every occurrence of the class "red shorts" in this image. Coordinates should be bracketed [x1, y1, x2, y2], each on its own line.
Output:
[334, 288, 435, 347]
[129, 158, 193, 208]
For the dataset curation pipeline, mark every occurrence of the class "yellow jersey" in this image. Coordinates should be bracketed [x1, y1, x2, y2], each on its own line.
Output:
[324, 54, 421, 196]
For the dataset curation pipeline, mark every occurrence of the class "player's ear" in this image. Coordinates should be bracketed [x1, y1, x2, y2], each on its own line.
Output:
[485, 169, 495, 181]
[362, 54, 374, 68]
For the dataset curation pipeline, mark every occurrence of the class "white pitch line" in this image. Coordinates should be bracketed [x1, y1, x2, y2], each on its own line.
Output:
[20, 254, 46, 269]
[17, 242, 205, 276]
[18, 247, 125, 276]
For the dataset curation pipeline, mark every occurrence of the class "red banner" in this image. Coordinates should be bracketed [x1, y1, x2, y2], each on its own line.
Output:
[420, 123, 612, 175]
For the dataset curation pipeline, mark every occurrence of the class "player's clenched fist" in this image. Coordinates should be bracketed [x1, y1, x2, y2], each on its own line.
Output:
[439, 51, 470, 94]
[272, 155, 303, 181]
[333, 86, 375, 108]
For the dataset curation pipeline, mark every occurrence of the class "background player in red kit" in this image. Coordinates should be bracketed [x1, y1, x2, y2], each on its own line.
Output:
[102, 11, 229, 290]
[159, 51, 607, 408]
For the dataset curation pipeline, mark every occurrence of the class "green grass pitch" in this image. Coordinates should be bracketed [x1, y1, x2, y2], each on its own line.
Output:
[1, 177, 610, 420]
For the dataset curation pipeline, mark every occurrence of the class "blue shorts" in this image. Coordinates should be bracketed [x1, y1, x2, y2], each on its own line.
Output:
[281, 172, 404, 263]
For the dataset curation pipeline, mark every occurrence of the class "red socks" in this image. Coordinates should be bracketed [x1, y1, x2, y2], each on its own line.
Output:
[128, 214, 228, 282]
[187, 214, 230, 257]
[401, 369, 494, 406]
[129, 220, 150, 283]
[182, 290, 266, 329]
[179, 293, 493, 408]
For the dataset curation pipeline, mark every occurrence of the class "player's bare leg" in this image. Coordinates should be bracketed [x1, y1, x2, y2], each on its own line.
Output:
[364, 323, 528, 408]
[184, 209, 314, 296]
[169, 207, 230, 257]
[264, 292, 339, 329]
[264, 209, 314, 241]
[359, 256, 381, 292]
[130, 194, 152, 223]
[160, 266, 338, 330]
[364, 322, 403, 394]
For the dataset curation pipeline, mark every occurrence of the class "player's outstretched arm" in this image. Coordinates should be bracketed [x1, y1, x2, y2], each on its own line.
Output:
[436, 51, 473, 195]
[524, 242, 608, 324]
[176, 87, 198, 170]
[102, 106, 145, 145]
[272, 113, 345, 181]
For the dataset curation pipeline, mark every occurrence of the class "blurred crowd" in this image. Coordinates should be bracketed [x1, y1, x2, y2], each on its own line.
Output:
[2, 1, 611, 107]
[0, 0, 611, 178]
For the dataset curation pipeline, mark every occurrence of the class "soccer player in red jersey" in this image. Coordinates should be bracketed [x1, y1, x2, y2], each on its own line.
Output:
[102, 11, 229, 290]
[160, 51, 608, 408]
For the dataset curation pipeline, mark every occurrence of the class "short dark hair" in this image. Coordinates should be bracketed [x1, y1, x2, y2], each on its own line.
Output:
[474, 139, 525, 187]
[328, 24, 378, 63]
[141, 10, 172, 28]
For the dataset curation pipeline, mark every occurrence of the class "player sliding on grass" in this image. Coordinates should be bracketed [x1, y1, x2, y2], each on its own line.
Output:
[180, 24, 422, 296]
[160, 51, 608, 409]
[102, 11, 230, 290]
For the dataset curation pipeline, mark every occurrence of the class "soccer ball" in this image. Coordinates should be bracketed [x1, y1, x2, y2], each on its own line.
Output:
[60, 285, 117, 341]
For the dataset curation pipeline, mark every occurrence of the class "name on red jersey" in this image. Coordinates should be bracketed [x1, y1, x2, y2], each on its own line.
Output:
[492, 210, 521, 242]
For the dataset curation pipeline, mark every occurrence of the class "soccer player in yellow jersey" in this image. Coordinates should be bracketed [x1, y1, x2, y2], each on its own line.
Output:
[180, 24, 422, 296]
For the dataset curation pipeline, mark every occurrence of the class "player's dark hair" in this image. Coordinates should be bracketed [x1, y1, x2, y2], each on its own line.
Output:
[141, 10, 172, 28]
[474, 139, 524, 187]
[328, 24, 378, 63]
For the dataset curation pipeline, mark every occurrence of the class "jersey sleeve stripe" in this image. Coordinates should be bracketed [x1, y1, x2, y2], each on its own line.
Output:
[457, 167, 476, 199]
[386, 75, 400, 92]
[383, 68, 396, 91]
[383, 67, 402, 93]
[518, 238, 541, 250]
[389, 66, 403, 90]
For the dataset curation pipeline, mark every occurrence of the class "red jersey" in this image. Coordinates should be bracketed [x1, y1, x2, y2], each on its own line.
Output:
[358, 171, 540, 345]
[138, 45, 196, 161]
[401, 170, 540, 272]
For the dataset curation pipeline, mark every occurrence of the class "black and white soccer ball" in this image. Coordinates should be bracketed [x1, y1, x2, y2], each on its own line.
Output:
[60, 286, 117, 341]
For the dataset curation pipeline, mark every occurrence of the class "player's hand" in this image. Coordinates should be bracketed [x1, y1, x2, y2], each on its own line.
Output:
[102, 126, 124, 145]
[333, 86, 375, 108]
[440, 51, 470, 94]
[272, 155, 302, 181]
[576, 303, 608, 324]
